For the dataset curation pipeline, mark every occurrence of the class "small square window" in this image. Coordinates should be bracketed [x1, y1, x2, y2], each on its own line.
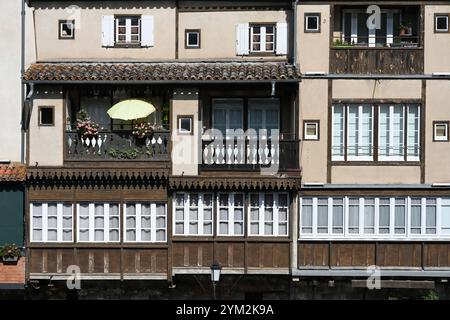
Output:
[178, 116, 193, 135]
[435, 14, 449, 33]
[305, 13, 320, 33]
[185, 30, 200, 49]
[434, 122, 449, 141]
[39, 107, 55, 126]
[59, 20, 75, 39]
[304, 121, 319, 140]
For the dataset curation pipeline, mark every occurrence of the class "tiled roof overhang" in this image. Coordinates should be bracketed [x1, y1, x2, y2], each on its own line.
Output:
[169, 176, 301, 190]
[23, 62, 300, 83]
[26, 167, 169, 182]
[0, 164, 26, 182]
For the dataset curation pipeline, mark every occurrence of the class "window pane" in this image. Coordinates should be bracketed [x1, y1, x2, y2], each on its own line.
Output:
[411, 198, 422, 234]
[317, 198, 328, 233]
[379, 199, 390, 234]
[348, 198, 359, 234]
[364, 198, 375, 234]
[426, 199, 436, 234]
[332, 105, 345, 158]
[407, 105, 420, 158]
[301, 198, 313, 233]
[394, 198, 406, 234]
[332, 198, 343, 234]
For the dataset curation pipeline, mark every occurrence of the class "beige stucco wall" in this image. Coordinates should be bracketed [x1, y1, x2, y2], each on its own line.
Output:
[297, 4, 330, 73]
[178, 10, 289, 60]
[29, 91, 64, 166]
[0, 2, 35, 162]
[332, 80, 422, 100]
[171, 89, 199, 176]
[34, 1, 176, 61]
[299, 80, 328, 183]
[425, 80, 450, 183]
[424, 5, 450, 73]
[332, 166, 421, 184]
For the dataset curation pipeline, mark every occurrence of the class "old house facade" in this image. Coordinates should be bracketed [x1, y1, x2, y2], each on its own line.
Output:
[18, 0, 450, 299]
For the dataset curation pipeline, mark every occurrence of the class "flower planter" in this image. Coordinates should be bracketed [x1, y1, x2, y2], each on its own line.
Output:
[2, 256, 19, 265]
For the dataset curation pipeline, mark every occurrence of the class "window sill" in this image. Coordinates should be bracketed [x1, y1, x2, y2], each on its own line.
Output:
[331, 161, 421, 166]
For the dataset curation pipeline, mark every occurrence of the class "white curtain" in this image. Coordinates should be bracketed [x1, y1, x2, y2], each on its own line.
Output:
[332, 105, 345, 159]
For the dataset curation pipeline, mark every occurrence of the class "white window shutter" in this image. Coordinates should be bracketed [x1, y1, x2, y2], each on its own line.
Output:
[141, 15, 154, 47]
[101, 15, 114, 47]
[236, 23, 249, 55]
[276, 22, 288, 55]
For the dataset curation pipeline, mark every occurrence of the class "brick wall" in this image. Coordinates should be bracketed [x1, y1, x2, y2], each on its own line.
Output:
[0, 258, 25, 284]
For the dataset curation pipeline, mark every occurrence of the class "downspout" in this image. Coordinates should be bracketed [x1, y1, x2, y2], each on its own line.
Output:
[293, 0, 299, 67]
[21, 0, 26, 164]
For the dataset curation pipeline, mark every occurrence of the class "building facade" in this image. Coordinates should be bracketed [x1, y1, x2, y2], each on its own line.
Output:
[19, 0, 450, 299]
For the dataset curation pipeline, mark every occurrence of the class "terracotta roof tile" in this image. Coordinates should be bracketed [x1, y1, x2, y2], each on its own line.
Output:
[0, 164, 26, 182]
[23, 62, 300, 82]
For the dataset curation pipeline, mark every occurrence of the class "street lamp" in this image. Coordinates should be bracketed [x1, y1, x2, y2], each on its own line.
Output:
[210, 262, 221, 300]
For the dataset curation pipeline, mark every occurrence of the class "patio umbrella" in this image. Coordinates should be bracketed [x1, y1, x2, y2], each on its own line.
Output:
[107, 99, 156, 120]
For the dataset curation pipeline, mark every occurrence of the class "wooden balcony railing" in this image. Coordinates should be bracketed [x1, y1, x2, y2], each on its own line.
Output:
[201, 134, 299, 170]
[65, 130, 169, 161]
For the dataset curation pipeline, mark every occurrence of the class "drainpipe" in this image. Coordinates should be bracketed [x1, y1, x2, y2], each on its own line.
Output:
[293, 0, 299, 67]
[20, 0, 25, 163]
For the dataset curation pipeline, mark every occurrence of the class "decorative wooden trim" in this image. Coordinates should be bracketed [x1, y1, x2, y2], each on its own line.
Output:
[432, 121, 450, 142]
[304, 12, 321, 33]
[168, 176, 301, 190]
[184, 29, 201, 49]
[37, 106, 55, 127]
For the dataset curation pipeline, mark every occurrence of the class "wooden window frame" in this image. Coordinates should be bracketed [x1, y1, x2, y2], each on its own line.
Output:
[299, 196, 446, 240]
[248, 192, 289, 237]
[114, 15, 141, 47]
[30, 203, 74, 243]
[304, 13, 321, 33]
[173, 192, 214, 236]
[185, 29, 201, 49]
[433, 121, 449, 142]
[58, 20, 75, 39]
[434, 14, 449, 33]
[76, 203, 121, 243]
[177, 115, 194, 135]
[38, 106, 55, 127]
[124, 202, 167, 243]
[217, 192, 245, 236]
[303, 120, 320, 141]
[249, 23, 276, 54]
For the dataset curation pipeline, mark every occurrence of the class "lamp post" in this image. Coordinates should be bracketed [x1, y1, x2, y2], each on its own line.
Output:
[210, 262, 221, 300]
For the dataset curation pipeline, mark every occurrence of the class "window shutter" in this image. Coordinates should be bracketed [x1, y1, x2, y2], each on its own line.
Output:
[276, 22, 288, 55]
[141, 15, 154, 47]
[101, 15, 114, 47]
[236, 23, 249, 55]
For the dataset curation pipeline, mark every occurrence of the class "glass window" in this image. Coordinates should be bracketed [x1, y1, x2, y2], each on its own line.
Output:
[435, 15, 449, 32]
[217, 193, 244, 236]
[31, 203, 73, 242]
[173, 193, 213, 236]
[305, 14, 320, 32]
[116, 16, 141, 44]
[125, 203, 167, 242]
[249, 193, 289, 237]
[39, 107, 54, 126]
[250, 24, 275, 52]
[77, 203, 120, 242]
[348, 198, 360, 234]
[59, 20, 75, 39]
[363, 198, 375, 234]
[186, 30, 200, 48]
[301, 198, 313, 234]
[434, 122, 449, 141]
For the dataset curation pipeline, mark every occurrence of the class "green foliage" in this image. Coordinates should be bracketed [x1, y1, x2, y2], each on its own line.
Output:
[333, 39, 353, 48]
[0, 244, 21, 259]
[422, 290, 439, 300]
[108, 147, 141, 159]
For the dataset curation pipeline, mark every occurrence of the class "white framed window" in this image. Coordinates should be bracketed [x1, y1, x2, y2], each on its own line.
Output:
[303, 121, 319, 140]
[250, 24, 275, 52]
[435, 14, 449, 32]
[185, 29, 200, 48]
[305, 14, 320, 32]
[174, 193, 213, 236]
[178, 116, 193, 135]
[115, 16, 140, 44]
[217, 193, 245, 236]
[59, 20, 75, 39]
[379, 104, 420, 161]
[249, 193, 289, 237]
[30, 203, 73, 242]
[125, 203, 167, 242]
[299, 196, 450, 240]
[77, 203, 120, 242]
[332, 104, 373, 161]
[434, 122, 449, 141]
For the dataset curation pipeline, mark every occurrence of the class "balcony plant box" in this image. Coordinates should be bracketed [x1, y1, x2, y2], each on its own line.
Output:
[0, 244, 21, 265]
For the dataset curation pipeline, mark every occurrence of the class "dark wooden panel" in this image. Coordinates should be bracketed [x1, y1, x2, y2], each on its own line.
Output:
[377, 243, 421, 267]
[127, 249, 168, 273]
[424, 244, 450, 268]
[298, 243, 329, 267]
[122, 186, 167, 201]
[330, 243, 375, 267]
[330, 48, 424, 74]
[29, 249, 44, 273]
[247, 243, 289, 268]
[172, 243, 213, 268]
[215, 243, 245, 268]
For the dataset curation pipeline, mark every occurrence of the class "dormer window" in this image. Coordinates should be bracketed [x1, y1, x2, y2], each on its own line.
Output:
[116, 16, 140, 45]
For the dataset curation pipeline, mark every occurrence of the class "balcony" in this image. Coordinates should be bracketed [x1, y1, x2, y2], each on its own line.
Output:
[65, 130, 169, 161]
[201, 134, 299, 171]
[330, 5, 423, 74]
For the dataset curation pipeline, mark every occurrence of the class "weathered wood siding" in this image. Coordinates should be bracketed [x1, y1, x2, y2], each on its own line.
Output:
[330, 49, 424, 74]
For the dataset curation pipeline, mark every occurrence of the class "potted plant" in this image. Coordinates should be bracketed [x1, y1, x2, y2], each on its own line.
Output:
[75, 109, 99, 140]
[400, 20, 413, 36]
[132, 122, 154, 145]
[0, 244, 21, 264]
